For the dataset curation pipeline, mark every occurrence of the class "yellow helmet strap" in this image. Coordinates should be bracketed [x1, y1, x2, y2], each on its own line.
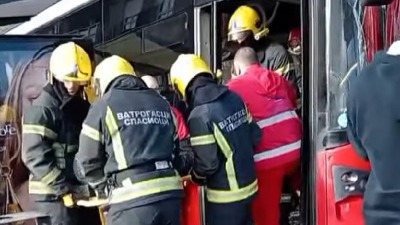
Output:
[91, 77, 102, 97]
[254, 27, 269, 41]
[46, 70, 54, 85]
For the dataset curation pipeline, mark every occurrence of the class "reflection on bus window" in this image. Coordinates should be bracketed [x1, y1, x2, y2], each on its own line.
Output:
[0, 46, 51, 212]
[326, 0, 366, 130]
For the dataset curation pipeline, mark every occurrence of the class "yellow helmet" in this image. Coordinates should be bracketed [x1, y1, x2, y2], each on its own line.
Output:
[49, 41, 92, 83]
[93, 55, 135, 96]
[228, 5, 269, 42]
[170, 54, 212, 98]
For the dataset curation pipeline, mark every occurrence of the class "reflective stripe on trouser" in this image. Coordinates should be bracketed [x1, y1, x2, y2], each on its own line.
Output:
[108, 175, 183, 205]
[256, 110, 298, 129]
[206, 180, 258, 203]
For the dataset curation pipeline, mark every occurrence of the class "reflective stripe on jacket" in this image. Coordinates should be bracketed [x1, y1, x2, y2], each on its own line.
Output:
[22, 84, 90, 201]
[76, 76, 183, 207]
[227, 64, 302, 170]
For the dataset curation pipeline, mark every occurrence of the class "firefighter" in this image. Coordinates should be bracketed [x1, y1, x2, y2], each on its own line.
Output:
[287, 27, 302, 96]
[141, 74, 193, 175]
[75, 55, 183, 225]
[21, 42, 100, 225]
[227, 47, 302, 225]
[227, 5, 298, 93]
[170, 54, 261, 225]
[347, 41, 400, 225]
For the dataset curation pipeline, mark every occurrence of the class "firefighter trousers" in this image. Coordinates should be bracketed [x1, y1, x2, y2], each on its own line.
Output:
[33, 200, 101, 225]
[252, 160, 300, 225]
[206, 201, 253, 225]
[106, 198, 181, 225]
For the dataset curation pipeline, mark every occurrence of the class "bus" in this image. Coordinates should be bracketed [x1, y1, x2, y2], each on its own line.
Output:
[0, 0, 399, 224]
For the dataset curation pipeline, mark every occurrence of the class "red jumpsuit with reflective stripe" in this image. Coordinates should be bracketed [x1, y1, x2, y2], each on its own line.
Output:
[227, 64, 302, 225]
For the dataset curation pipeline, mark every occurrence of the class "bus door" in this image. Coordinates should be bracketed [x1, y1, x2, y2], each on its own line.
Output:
[0, 35, 96, 219]
[309, 0, 392, 225]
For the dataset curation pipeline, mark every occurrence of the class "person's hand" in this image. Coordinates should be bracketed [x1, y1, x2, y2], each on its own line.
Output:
[189, 169, 206, 186]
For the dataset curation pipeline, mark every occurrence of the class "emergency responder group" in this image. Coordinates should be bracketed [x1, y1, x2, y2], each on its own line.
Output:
[20, 4, 302, 225]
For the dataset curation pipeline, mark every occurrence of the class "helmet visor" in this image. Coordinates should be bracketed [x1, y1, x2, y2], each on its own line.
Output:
[228, 30, 252, 43]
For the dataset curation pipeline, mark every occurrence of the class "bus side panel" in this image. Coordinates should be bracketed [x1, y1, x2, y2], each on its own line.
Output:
[181, 182, 201, 225]
[316, 151, 328, 225]
[317, 144, 370, 225]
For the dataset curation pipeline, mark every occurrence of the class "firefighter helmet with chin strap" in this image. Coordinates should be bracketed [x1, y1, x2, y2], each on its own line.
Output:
[288, 27, 301, 55]
[49, 42, 92, 84]
[228, 5, 269, 43]
[170, 54, 213, 98]
[92, 55, 135, 97]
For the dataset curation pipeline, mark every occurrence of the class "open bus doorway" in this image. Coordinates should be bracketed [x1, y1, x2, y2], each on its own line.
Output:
[194, 1, 302, 224]
[220, 1, 301, 225]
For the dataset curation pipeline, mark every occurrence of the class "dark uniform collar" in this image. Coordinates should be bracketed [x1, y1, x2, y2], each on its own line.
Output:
[186, 75, 228, 110]
[43, 81, 84, 108]
[254, 37, 272, 63]
[43, 81, 90, 124]
[105, 75, 148, 94]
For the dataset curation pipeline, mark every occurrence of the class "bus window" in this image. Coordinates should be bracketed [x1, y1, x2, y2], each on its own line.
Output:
[385, 0, 400, 48]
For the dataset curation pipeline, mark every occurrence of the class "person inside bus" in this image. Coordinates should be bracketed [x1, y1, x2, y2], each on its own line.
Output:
[347, 40, 400, 225]
[227, 5, 299, 95]
[227, 47, 301, 225]
[287, 27, 302, 97]
[287, 27, 302, 118]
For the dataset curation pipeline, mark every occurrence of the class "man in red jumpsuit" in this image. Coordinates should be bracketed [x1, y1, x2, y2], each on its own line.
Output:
[227, 47, 302, 225]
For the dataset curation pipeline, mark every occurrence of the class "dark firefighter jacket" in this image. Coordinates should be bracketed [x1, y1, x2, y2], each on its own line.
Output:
[21, 81, 90, 201]
[347, 51, 400, 225]
[256, 39, 299, 96]
[187, 75, 261, 204]
[76, 75, 183, 209]
[170, 105, 193, 176]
